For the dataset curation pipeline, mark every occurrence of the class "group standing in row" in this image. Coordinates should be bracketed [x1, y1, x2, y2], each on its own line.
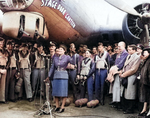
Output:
[0, 37, 150, 117]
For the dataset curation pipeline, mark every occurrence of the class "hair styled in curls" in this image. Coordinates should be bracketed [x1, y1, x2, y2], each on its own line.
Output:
[59, 44, 67, 52]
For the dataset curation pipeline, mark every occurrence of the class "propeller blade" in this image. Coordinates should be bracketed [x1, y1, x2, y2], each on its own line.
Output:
[105, 0, 142, 17]
[144, 24, 150, 46]
[142, 3, 150, 12]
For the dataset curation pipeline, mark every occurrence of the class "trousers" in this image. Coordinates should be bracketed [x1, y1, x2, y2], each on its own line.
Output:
[19, 69, 32, 98]
[79, 76, 94, 101]
[32, 68, 45, 92]
[95, 69, 107, 102]
[87, 76, 94, 101]
[0, 72, 7, 102]
[68, 69, 78, 101]
[112, 74, 122, 102]
[5, 68, 16, 101]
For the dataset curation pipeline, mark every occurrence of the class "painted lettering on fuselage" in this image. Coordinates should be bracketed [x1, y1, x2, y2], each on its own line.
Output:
[41, 0, 76, 28]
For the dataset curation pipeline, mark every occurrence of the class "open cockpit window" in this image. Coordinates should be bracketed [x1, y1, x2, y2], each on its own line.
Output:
[0, 0, 33, 10]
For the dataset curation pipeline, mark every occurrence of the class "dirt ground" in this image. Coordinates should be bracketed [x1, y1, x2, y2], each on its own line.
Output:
[0, 96, 141, 118]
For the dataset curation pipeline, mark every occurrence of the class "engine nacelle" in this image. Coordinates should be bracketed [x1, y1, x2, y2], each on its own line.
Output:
[122, 3, 150, 45]
[2, 11, 49, 40]
[0, 10, 3, 34]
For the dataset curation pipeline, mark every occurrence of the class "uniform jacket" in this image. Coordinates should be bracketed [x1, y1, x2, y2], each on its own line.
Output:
[30, 51, 46, 69]
[110, 53, 117, 67]
[48, 55, 71, 80]
[77, 55, 84, 74]
[7, 50, 19, 70]
[68, 53, 79, 65]
[68, 53, 79, 69]
[18, 50, 31, 70]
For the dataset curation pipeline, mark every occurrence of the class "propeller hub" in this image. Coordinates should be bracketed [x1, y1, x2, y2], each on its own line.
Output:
[126, 3, 150, 39]
[142, 13, 150, 25]
[137, 17, 144, 29]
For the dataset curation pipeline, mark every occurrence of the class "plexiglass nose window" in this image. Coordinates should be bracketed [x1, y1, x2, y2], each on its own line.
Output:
[0, 0, 33, 10]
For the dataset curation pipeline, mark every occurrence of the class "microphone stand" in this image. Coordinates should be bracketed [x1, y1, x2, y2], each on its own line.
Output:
[34, 54, 53, 117]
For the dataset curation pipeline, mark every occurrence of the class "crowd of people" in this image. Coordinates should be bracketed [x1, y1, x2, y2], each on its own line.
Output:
[0, 36, 150, 116]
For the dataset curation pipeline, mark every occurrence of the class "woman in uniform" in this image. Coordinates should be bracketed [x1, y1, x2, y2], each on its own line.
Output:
[47, 44, 71, 113]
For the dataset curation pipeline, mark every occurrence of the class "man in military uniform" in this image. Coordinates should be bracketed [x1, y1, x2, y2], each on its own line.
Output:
[0, 37, 8, 103]
[67, 43, 79, 102]
[18, 44, 33, 102]
[48, 41, 56, 70]
[5, 41, 19, 102]
[32, 44, 46, 99]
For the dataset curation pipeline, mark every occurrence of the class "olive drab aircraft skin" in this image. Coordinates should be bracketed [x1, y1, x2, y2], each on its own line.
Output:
[0, 0, 149, 46]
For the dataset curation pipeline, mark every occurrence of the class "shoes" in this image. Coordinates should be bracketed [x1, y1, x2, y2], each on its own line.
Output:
[10, 99, 16, 102]
[117, 105, 122, 111]
[123, 110, 134, 114]
[5, 101, 9, 104]
[145, 114, 150, 118]
[57, 108, 65, 113]
[54, 107, 60, 112]
[28, 98, 33, 102]
[111, 105, 117, 108]
[138, 111, 147, 116]
[18, 97, 23, 101]
[0, 101, 9, 104]
[32, 91, 35, 98]
[100, 101, 104, 106]
[108, 94, 112, 98]
[109, 102, 115, 105]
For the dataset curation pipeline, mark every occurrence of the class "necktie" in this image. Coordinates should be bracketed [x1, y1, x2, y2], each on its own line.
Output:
[128, 55, 131, 60]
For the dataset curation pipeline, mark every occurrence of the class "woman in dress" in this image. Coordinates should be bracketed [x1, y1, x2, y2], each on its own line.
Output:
[47, 44, 71, 113]
[139, 47, 150, 117]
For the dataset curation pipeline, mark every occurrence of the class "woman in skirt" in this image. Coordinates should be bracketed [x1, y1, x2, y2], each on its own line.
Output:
[47, 44, 71, 113]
